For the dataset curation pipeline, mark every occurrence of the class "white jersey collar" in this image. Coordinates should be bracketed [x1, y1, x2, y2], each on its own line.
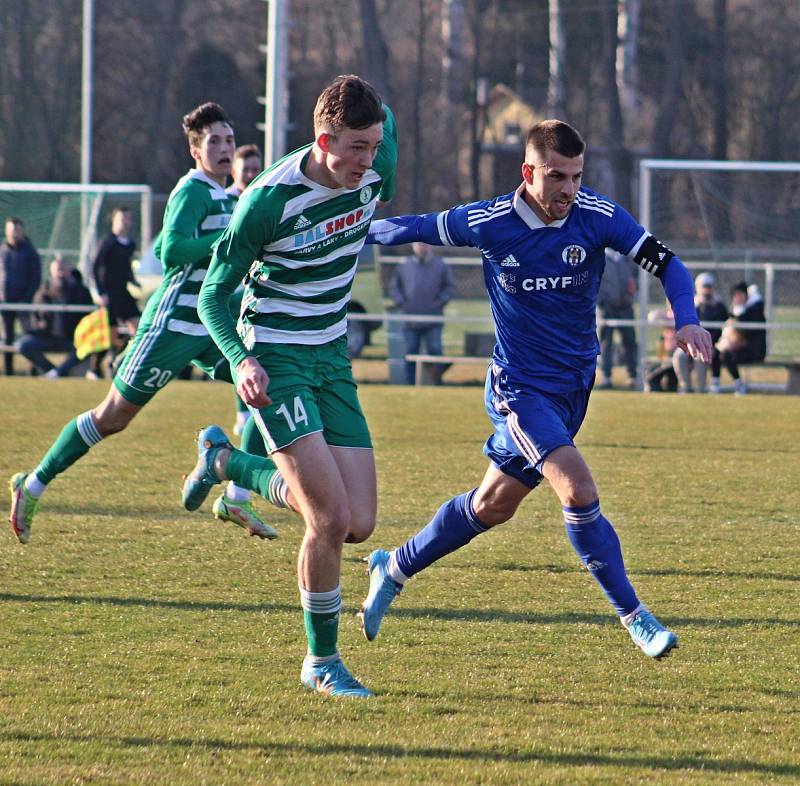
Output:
[513, 182, 568, 229]
[187, 168, 229, 200]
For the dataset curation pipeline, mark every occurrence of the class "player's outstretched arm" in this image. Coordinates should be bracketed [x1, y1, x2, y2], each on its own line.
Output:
[659, 254, 713, 364]
[367, 213, 448, 247]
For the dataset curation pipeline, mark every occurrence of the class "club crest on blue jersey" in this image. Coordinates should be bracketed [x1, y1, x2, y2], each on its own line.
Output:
[498, 272, 517, 294]
[562, 244, 587, 267]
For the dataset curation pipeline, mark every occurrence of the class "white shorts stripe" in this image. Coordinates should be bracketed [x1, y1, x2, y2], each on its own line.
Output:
[120, 268, 190, 385]
[251, 408, 277, 453]
[507, 411, 542, 466]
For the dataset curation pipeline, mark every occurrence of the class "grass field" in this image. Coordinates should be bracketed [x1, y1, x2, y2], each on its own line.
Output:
[1, 378, 799, 785]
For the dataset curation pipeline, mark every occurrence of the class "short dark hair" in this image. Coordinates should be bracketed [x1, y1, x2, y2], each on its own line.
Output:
[525, 120, 586, 161]
[233, 144, 262, 162]
[5, 216, 23, 227]
[112, 206, 131, 217]
[313, 75, 385, 136]
[732, 281, 749, 297]
[182, 102, 231, 148]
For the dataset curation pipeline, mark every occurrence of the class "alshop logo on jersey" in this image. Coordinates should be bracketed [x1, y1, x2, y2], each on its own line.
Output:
[293, 205, 373, 248]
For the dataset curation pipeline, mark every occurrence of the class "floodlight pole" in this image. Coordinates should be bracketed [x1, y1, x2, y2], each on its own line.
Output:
[80, 0, 94, 275]
[263, 0, 288, 167]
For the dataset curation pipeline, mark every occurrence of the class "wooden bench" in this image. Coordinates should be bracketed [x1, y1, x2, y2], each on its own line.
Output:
[406, 353, 489, 385]
[741, 357, 800, 395]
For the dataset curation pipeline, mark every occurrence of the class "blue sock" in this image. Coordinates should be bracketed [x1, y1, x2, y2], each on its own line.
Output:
[394, 490, 488, 579]
[563, 501, 639, 616]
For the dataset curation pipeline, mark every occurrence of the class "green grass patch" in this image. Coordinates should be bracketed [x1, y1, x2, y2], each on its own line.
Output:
[1, 379, 799, 784]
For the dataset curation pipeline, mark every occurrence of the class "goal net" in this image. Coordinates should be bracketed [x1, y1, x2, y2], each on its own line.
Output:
[0, 182, 153, 280]
[636, 160, 800, 360]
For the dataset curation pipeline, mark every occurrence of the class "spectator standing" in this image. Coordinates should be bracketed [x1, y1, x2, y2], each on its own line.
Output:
[673, 272, 728, 393]
[597, 250, 638, 389]
[0, 217, 41, 375]
[89, 206, 140, 378]
[718, 281, 766, 395]
[17, 255, 93, 377]
[389, 241, 455, 384]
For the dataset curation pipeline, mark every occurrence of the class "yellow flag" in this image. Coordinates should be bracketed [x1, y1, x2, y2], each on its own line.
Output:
[73, 307, 112, 360]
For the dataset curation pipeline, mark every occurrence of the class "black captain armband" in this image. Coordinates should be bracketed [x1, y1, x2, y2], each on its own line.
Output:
[633, 235, 674, 278]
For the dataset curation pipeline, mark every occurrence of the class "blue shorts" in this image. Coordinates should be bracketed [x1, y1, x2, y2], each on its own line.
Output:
[482, 364, 592, 489]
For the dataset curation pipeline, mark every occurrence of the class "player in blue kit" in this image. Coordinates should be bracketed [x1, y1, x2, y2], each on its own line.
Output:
[359, 120, 713, 659]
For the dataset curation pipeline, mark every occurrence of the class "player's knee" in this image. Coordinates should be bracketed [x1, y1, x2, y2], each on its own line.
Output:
[473, 493, 517, 526]
[345, 512, 377, 544]
[561, 478, 598, 508]
[307, 502, 352, 544]
[92, 407, 131, 437]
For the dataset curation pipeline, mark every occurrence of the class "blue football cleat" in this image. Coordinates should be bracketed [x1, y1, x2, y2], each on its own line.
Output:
[300, 657, 373, 698]
[627, 609, 678, 658]
[182, 425, 232, 511]
[358, 549, 403, 642]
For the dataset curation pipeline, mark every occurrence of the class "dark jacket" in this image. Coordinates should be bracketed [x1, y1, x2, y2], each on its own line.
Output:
[696, 298, 728, 344]
[0, 237, 41, 302]
[30, 271, 93, 340]
[738, 296, 766, 360]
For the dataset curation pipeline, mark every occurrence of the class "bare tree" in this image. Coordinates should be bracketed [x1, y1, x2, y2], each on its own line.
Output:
[616, 0, 642, 125]
[652, 0, 688, 157]
[547, 0, 567, 119]
[359, 0, 392, 105]
[711, 0, 728, 160]
[601, 1, 632, 206]
[411, 0, 429, 210]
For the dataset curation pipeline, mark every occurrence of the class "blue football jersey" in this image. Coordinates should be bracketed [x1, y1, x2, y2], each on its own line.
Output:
[372, 185, 649, 393]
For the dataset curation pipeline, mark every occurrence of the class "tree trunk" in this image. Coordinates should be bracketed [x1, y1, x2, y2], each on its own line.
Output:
[652, 0, 687, 157]
[711, 0, 728, 160]
[547, 0, 567, 119]
[616, 0, 642, 122]
[411, 0, 427, 211]
[603, 2, 632, 206]
[359, 0, 392, 105]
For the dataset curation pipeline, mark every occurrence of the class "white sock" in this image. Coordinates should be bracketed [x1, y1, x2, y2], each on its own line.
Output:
[225, 481, 251, 503]
[25, 473, 47, 499]
[620, 603, 646, 628]
[388, 551, 409, 585]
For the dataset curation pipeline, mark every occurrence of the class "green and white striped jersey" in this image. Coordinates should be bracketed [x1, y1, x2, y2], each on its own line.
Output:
[148, 170, 236, 337]
[201, 108, 398, 369]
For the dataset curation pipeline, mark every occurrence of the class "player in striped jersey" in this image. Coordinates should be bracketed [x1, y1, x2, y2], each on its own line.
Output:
[359, 120, 713, 661]
[181, 75, 398, 697]
[9, 102, 279, 544]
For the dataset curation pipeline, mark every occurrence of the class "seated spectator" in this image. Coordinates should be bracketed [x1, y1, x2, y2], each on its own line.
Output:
[672, 272, 728, 393]
[645, 302, 678, 392]
[717, 281, 766, 395]
[16, 255, 93, 378]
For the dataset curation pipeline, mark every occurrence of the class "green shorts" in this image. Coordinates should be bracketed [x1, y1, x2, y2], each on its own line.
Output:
[114, 322, 228, 406]
[245, 336, 371, 452]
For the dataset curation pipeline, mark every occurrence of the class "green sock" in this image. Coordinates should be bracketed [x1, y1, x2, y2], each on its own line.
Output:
[299, 586, 341, 657]
[35, 411, 103, 484]
[226, 449, 283, 503]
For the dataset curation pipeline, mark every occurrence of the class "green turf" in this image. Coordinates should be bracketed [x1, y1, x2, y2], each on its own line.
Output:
[1, 379, 799, 785]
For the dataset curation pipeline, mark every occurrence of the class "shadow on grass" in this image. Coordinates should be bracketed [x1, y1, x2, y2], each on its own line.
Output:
[2, 592, 799, 629]
[493, 562, 800, 583]
[582, 441, 800, 455]
[2, 730, 798, 778]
